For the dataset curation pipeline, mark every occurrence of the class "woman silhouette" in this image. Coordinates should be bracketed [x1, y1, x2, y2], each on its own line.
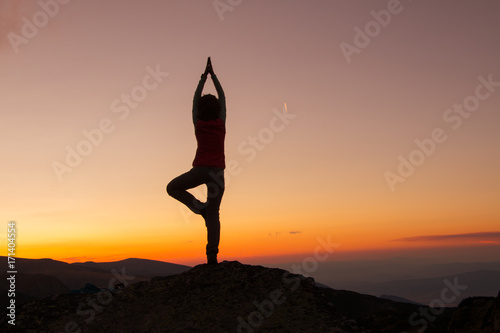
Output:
[167, 58, 226, 265]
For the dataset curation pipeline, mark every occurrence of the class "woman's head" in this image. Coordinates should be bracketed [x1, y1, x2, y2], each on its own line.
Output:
[198, 94, 220, 121]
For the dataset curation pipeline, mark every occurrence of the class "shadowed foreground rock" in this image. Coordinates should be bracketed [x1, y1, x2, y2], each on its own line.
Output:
[2, 261, 355, 332]
[1, 261, 488, 332]
[447, 292, 500, 333]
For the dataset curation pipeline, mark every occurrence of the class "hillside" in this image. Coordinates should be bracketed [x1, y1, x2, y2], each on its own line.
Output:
[1, 261, 473, 332]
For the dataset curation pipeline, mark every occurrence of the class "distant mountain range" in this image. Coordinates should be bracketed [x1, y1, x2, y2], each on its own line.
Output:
[0, 256, 191, 306]
[379, 294, 423, 305]
[274, 258, 500, 306]
[2, 256, 499, 308]
[352, 269, 500, 306]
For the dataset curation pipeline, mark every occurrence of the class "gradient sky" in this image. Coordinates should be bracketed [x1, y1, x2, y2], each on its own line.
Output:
[1, 0, 500, 266]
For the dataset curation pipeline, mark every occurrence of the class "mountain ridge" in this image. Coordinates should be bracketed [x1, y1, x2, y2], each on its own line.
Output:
[352, 269, 500, 306]
[0, 256, 191, 292]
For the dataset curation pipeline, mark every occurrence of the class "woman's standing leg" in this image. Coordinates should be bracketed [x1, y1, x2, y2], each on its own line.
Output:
[205, 168, 225, 264]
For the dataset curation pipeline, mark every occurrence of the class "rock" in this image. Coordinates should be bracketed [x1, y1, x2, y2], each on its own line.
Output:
[1, 261, 359, 332]
[447, 291, 500, 333]
[1, 261, 495, 332]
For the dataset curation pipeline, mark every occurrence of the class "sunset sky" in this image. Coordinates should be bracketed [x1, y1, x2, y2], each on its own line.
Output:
[1, 0, 499, 266]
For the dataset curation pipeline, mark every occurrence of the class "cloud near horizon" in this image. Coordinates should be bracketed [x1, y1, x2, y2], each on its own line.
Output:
[392, 231, 500, 242]
[268, 231, 302, 237]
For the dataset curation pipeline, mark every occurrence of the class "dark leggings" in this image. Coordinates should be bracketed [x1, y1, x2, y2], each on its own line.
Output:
[166, 167, 224, 256]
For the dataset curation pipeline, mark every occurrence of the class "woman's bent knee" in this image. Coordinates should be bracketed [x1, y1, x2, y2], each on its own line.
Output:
[166, 182, 176, 196]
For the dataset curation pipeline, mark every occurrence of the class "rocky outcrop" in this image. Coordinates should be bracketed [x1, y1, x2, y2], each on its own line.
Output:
[1, 261, 493, 332]
[447, 292, 500, 333]
[2, 261, 356, 332]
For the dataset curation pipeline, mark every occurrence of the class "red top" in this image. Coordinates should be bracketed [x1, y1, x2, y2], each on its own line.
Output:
[192, 118, 225, 168]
